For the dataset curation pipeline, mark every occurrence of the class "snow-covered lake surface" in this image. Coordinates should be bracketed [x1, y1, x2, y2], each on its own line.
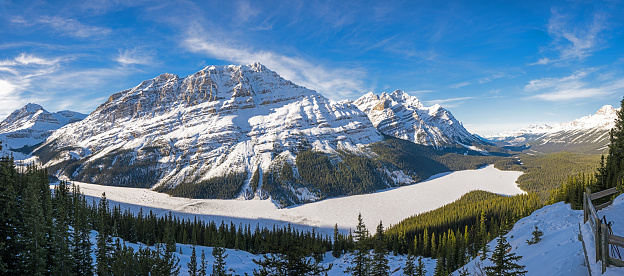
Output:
[71, 165, 524, 235]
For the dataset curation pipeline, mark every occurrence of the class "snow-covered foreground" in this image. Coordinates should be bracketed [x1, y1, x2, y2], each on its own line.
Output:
[457, 193, 624, 276]
[94, 195, 624, 275]
[73, 165, 524, 234]
[96, 232, 438, 276]
[580, 193, 624, 275]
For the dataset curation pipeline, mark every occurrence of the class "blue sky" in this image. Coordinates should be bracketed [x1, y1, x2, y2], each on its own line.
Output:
[0, 0, 623, 135]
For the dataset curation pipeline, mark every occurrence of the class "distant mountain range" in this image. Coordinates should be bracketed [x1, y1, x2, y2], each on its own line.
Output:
[0, 63, 549, 206]
[486, 105, 620, 154]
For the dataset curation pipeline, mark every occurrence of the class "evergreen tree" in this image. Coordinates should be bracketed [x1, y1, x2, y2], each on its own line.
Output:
[345, 213, 371, 276]
[51, 181, 74, 276]
[403, 254, 422, 276]
[22, 171, 48, 275]
[199, 250, 207, 276]
[252, 240, 331, 276]
[96, 193, 114, 276]
[188, 246, 198, 276]
[212, 236, 230, 276]
[599, 97, 624, 192]
[154, 212, 180, 276]
[332, 223, 342, 258]
[485, 232, 527, 276]
[433, 256, 446, 276]
[416, 256, 427, 276]
[370, 221, 389, 276]
[525, 226, 543, 245]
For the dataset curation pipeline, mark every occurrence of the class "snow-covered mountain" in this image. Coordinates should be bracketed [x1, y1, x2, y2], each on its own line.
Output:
[35, 63, 383, 202]
[0, 103, 86, 154]
[488, 105, 620, 153]
[353, 90, 485, 150]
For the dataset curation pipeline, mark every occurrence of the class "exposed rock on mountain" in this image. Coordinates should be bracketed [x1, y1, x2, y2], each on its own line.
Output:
[353, 90, 486, 150]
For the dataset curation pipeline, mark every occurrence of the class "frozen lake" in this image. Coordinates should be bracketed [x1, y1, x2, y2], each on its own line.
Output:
[70, 164, 524, 234]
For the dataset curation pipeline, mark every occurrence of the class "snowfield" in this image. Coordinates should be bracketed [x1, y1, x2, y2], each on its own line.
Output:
[71, 165, 524, 235]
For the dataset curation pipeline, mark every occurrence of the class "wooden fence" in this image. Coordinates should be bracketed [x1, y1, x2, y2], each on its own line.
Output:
[583, 187, 624, 273]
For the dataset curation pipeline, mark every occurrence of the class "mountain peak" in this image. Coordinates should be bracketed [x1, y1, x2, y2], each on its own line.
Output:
[597, 105, 615, 116]
[354, 91, 481, 148]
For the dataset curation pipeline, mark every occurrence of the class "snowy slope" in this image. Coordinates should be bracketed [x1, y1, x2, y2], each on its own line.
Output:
[0, 103, 86, 155]
[487, 105, 620, 153]
[353, 90, 485, 149]
[36, 63, 382, 201]
[456, 193, 624, 276]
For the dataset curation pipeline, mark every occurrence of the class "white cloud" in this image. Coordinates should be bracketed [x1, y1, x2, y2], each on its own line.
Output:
[115, 48, 154, 65]
[449, 74, 506, 89]
[38, 16, 112, 38]
[534, 9, 609, 65]
[424, 96, 474, 108]
[449, 81, 471, 89]
[182, 27, 369, 100]
[526, 69, 623, 101]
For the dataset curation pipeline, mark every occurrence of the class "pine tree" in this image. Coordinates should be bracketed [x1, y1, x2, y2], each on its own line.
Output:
[416, 256, 427, 276]
[332, 223, 342, 258]
[370, 221, 389, 276]
[403, 254, 418, 276]
[433, 256, 446, 276]
[212, 236, 230, 276]
[525, 225, 543, 245]
[345, 213, 371, 276]
[156, 212, 180, 276]
[252, 240, 331, 276]
[96, 193, 113, 276]
[600, 97, 624, 192]
[199, 250, 207, 276]
[188, 246, 198, 276]
[22, 172, 48, 275]
[485, 231, 527, 276]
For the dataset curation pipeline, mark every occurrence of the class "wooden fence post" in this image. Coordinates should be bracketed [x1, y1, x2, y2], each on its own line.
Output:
[602, 223, 609, 273]
[584, 192, 588, 223]
[596, 218, 602, 262]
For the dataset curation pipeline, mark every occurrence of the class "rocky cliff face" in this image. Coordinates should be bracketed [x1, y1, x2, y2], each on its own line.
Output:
[35, 63, 383, 200]
[353, 90, 484, 149]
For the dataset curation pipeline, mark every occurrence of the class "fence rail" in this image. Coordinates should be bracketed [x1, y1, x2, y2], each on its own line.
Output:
[583, 187, 623, 274]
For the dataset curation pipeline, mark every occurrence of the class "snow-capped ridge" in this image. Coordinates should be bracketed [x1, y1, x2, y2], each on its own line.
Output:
[0, 103, 87, 155]
[487, 104, 620, 153]
[353, 90, 483, 149]
[37, 63, 383, 205]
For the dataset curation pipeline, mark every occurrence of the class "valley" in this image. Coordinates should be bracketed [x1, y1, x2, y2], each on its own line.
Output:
[69, 164, 524, 235]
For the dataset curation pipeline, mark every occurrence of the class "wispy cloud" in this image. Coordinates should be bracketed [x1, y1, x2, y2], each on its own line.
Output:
[11, 16, 111, 38]
[0, 53, 64, 118]
[182, 26, 369, 100]
[424, 96, 474, 108]
[115, 48, 155, 65]
[533, 9, 609, 65]
[449, 73, 506, 89]
[525, 69, 623, 101]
